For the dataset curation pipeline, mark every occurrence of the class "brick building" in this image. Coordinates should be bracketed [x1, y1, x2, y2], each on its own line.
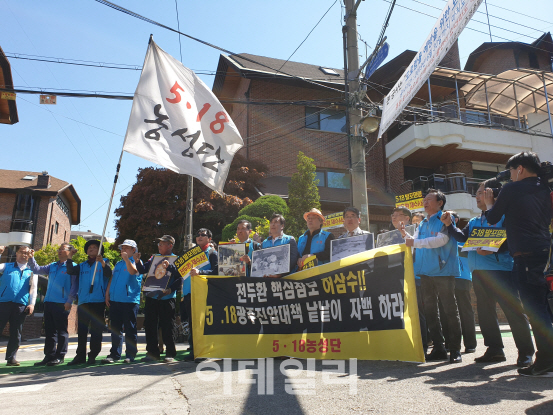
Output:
[213, 33, 553, 232]
[0, 44, 18, 125]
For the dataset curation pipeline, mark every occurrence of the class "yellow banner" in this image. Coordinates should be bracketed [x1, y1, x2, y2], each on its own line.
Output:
[395, 191, 423, 210]
[191, 244, 424, 362]
[323, 212, 344, 229]
[1, 92, 16, 100]
[462, 227, 507, 252]
[174, 246, 209, 278]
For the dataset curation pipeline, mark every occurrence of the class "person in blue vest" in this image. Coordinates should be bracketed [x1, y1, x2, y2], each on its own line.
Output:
[0, 245, 37, 366]
[65, 239, 112, 365]
[102, 239, 142, 364]
[297, 208, 334, 269]
[28, 242, 77, 366]
[134, 235, 182, 363]
[261, 213, 299, 277]
[438, 212, 477, 354]
[401, 189, 463, 363]
[442, 179, 534, 367]
[184, 229, 218, 362]
[232, 220, 261, 277]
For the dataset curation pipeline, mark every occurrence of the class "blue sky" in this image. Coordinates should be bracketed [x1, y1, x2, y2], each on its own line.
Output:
[0, 0, 550, 239]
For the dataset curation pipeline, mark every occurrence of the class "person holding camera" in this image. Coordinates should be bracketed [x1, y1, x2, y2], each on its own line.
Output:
[484, 151, 553, 377]
[442, 179, 534, 367]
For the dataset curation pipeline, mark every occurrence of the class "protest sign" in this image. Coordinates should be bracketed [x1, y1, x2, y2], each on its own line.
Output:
[395, 191, 423, 211]
[251, 244, 290, 278]
[461, 227, 507, 252]
[300, 255, 318, 270]
[330, 233, 374, 262]
[191, 244, 424, 362]
[376, 225, 416, 248]
[174, 245, 209, 279]
[219, 243, 247, 276]
[143, 255, 178, 292]
[323, 212, 344, 230]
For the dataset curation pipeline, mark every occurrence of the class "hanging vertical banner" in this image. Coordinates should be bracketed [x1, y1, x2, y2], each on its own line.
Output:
[191, 244, 424, 362]
[123, 39, 243, 193]
[378, 0, 483, 138]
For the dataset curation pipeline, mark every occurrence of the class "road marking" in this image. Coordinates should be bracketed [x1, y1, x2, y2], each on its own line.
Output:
[0, 384, 46, 394]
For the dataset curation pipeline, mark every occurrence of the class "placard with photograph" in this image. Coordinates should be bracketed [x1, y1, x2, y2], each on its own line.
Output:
[376, 225, 416, 248]
[143, 255, 178, 292]
[251, 244, 290, 278]
[218, 243, 247, 276]
[330, 233, 375, 262]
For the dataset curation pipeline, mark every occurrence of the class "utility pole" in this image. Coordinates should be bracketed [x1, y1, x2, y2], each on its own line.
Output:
[344, 0, 370, 231]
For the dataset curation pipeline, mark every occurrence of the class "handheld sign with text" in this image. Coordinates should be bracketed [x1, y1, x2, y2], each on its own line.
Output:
[175, 246, 209, 279]
[143, 255, 178, 292]
[300, 255, 318, 270]
[323, 212, 344, 230]
[461, 227, 507, 252]
[395, 191, 423, 211]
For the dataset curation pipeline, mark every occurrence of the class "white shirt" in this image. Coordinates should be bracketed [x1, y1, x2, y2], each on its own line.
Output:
[338, 227, 369, 239]
[403, 212, 449, 249]
[0, 262, 38, 306]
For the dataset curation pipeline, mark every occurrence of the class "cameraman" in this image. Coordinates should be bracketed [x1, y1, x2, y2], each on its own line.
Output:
[484, 151, 553, 377]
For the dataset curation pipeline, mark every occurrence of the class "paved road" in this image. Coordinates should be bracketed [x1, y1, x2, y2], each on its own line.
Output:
[1, 331, 553, 414]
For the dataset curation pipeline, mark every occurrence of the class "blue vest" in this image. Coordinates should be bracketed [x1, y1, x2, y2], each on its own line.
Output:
[458, 253, 472, 281]
[0, 263, 33, 305]
[413, 211, 460, 277]
[297, 230, 331, 264]
[109, 258, 142, 304]
[77, 259, 109, 305]
[182, 247, 214, 296]
[466, 215, 513, 272]
[44, 261, 75, 304]
[262, 234, 294, 249]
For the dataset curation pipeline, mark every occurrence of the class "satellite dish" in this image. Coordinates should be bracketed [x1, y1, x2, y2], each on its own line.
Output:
[360, 116, 380, 133]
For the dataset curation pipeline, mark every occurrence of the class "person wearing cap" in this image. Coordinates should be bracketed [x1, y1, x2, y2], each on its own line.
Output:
[0, 245, 37, 367]
[102, 239, 142, 364]
[338, 207, 370, 238]
[186, 229, 218, 361]
[297, 208, 335, 268]
[64, 240, 112, 365]
[28, 242, 78, 366]
[134, 235, 182, 363]
[261, 214, 299, 277]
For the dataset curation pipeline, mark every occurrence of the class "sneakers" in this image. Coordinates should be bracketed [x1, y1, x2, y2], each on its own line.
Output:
[464, 348, 477, 354]
[516, 355, 533, 368]
[6, 358, 20, 367]
[34, 358, 51, 367]
[123, 357, 135, 364]
[101, 356, 118, 364]
[449, 350, 462, 363]
[425, 348, 448, 361]
[47, 358, 64, 366]
[474, 348, 507, 363]
[67, 357, 86, 366]
[518, 361, 553, 377]
[164, 357, 175, 363]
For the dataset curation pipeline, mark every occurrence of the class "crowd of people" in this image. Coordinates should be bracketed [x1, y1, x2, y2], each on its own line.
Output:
[1, 151, 553, 377]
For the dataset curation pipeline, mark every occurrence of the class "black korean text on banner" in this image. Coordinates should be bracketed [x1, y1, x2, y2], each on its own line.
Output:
[203, 252, 405, 336]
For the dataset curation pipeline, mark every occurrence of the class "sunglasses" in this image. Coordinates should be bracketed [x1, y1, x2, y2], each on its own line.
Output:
[196, 233, 208, 237]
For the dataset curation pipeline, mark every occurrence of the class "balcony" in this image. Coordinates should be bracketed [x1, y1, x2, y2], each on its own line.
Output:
[11, 219, 34, 233]
[401, 173, 483, 219]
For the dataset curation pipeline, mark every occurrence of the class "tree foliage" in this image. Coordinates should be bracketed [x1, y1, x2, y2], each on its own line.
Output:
[238, 195, 288, 219]
[286, 151, 321, 238]
[221, 215, 267, 242]
[33, 236, 120, 268]
[114, 154, 268, 254]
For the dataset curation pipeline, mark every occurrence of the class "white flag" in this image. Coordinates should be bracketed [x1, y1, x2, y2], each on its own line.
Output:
[123, 40, 243, 193]
[378, 0, 483, 138]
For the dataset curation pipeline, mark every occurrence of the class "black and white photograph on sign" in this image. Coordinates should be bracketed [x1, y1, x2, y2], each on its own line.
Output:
[143, 255, 178, 292]
[218, 243, 247, 276]
[376, 225, 416, 248]
[251, 244, 290, 278]
[330, 233, 375, 262]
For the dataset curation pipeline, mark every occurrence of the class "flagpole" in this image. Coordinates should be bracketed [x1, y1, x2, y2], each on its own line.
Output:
[89, 150, 125, 293]
[185, 176, 193, 250]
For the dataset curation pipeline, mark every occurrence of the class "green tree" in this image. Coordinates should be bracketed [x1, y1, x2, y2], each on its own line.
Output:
[33, 244, 59, 266]
[286, 151, 321, 238]
[33, 237, 120, 268]
[221, 215, 267, 242]
[238, 195, 288, 219]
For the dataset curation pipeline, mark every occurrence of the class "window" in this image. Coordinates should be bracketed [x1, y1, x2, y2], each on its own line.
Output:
[11, 194, 37, 232]
[22, 175, 37, 180]
[55, 221, 59, 235]
[529, 52, 539, 69]
[305, 107, 346, 133]
[56, 196, 70, 218]
[315, 170, 351, 189]
[319, 67, 340, 76]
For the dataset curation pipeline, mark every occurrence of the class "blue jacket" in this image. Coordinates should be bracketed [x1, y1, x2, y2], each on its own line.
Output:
[109, 258, 142, 304]
[0, 263, 33, 305]
[413, 211, 460, 277]
[466, 215, 513, 272]
[297, 229, 331, 264]
[74, 259, 110, 305]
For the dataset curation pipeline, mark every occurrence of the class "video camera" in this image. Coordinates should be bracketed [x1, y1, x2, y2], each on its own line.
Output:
[496, 161, 553, 191]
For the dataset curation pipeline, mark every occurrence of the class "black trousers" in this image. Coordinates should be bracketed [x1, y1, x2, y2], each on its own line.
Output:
[0, 301, 27, 361]
[440, 279, 477, 350]
[144, 297, 177, 359]
[472, 269, 534, 357]
[43, 301, 70, 360]
[415, 281, 427, 353]
[421, 275, 462, 352]
[183, 293, 194, 355]
[75, 302, 106, 360]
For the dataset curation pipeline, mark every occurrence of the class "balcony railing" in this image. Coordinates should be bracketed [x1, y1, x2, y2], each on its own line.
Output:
[401, 173, 484, 196]
[10, 219, 34, 233]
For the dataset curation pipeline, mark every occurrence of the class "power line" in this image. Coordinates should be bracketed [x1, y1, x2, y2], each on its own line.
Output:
[486, 1, 553, 26]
